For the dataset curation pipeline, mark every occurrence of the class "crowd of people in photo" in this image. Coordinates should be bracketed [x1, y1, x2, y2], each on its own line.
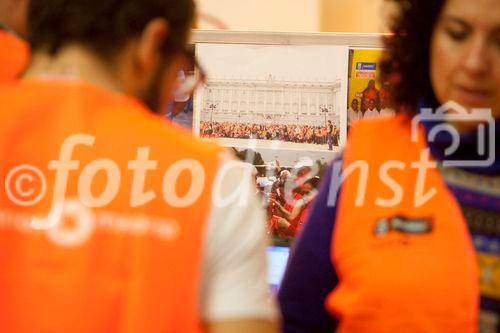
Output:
[201, 121, 340, 148]
[233, 148, 327, 242]
[263, 169, 321, 241]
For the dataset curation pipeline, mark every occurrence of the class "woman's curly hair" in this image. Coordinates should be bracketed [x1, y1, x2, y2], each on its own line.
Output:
[380, 0, 447, 112]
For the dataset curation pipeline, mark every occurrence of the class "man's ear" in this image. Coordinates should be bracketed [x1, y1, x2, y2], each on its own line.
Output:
[135, 18, 170, 75]
[0, 0, 29, 37]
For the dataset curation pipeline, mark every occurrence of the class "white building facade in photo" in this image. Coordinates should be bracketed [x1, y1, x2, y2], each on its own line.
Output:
[199, 76, 341, 127]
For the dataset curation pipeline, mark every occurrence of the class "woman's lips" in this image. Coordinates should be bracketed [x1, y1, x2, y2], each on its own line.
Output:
[454, 85, 494, 106]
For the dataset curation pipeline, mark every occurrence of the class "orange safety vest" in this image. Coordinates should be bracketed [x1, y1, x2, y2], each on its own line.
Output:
[0, 78, 221, 333]
[327, 115, 479, 333]
[0, 29, 29, 83]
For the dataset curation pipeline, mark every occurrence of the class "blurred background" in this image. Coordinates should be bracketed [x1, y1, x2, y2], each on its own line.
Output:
[197, 0, 391, 33]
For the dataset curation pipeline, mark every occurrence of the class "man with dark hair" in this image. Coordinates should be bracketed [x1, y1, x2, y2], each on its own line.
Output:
[0, 1, 277, 333]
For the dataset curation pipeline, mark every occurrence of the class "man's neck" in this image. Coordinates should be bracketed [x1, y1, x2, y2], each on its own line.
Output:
[24, 44, 124, 93]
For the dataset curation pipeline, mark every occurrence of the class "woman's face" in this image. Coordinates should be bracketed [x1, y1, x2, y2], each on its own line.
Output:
[430, 0, 500, 119]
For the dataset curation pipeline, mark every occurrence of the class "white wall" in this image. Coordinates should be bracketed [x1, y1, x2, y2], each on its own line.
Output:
[196, 0, 321, 32]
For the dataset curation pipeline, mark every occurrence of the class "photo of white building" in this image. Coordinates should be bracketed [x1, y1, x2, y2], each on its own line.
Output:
[195, 44, 349, 151]
[200, 76, 341, 127]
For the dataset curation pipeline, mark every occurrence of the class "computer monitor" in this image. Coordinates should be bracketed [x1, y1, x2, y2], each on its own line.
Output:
[267, 246, 290, 295]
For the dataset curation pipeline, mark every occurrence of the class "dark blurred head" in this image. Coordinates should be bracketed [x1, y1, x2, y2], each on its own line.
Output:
[301, 176, 320, 195]
[351, 98, 359, 110]
[368, 99, 376, 110]
[28, 0, 196, 110]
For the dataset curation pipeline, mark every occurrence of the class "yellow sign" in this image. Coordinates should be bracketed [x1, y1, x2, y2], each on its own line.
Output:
[348, 49, 389, 112]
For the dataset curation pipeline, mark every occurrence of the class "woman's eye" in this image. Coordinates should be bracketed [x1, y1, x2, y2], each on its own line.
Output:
[445, 28, 468, 41]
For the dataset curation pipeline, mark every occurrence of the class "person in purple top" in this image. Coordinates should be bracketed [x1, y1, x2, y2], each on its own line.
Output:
[279, 0, 500, 332]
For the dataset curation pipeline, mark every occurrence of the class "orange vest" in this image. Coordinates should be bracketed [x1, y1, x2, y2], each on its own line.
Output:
[0, 29, 29, 83]
[0, 79, 221, 333]
[327, 115, 479, 333]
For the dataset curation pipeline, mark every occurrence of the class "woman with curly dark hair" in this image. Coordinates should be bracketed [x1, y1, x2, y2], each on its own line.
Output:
[279, 0, 499, 332]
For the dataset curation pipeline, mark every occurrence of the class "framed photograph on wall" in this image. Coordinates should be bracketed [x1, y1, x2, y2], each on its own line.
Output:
[190, 31, 383, 247]
[194, 43, 349, 153]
